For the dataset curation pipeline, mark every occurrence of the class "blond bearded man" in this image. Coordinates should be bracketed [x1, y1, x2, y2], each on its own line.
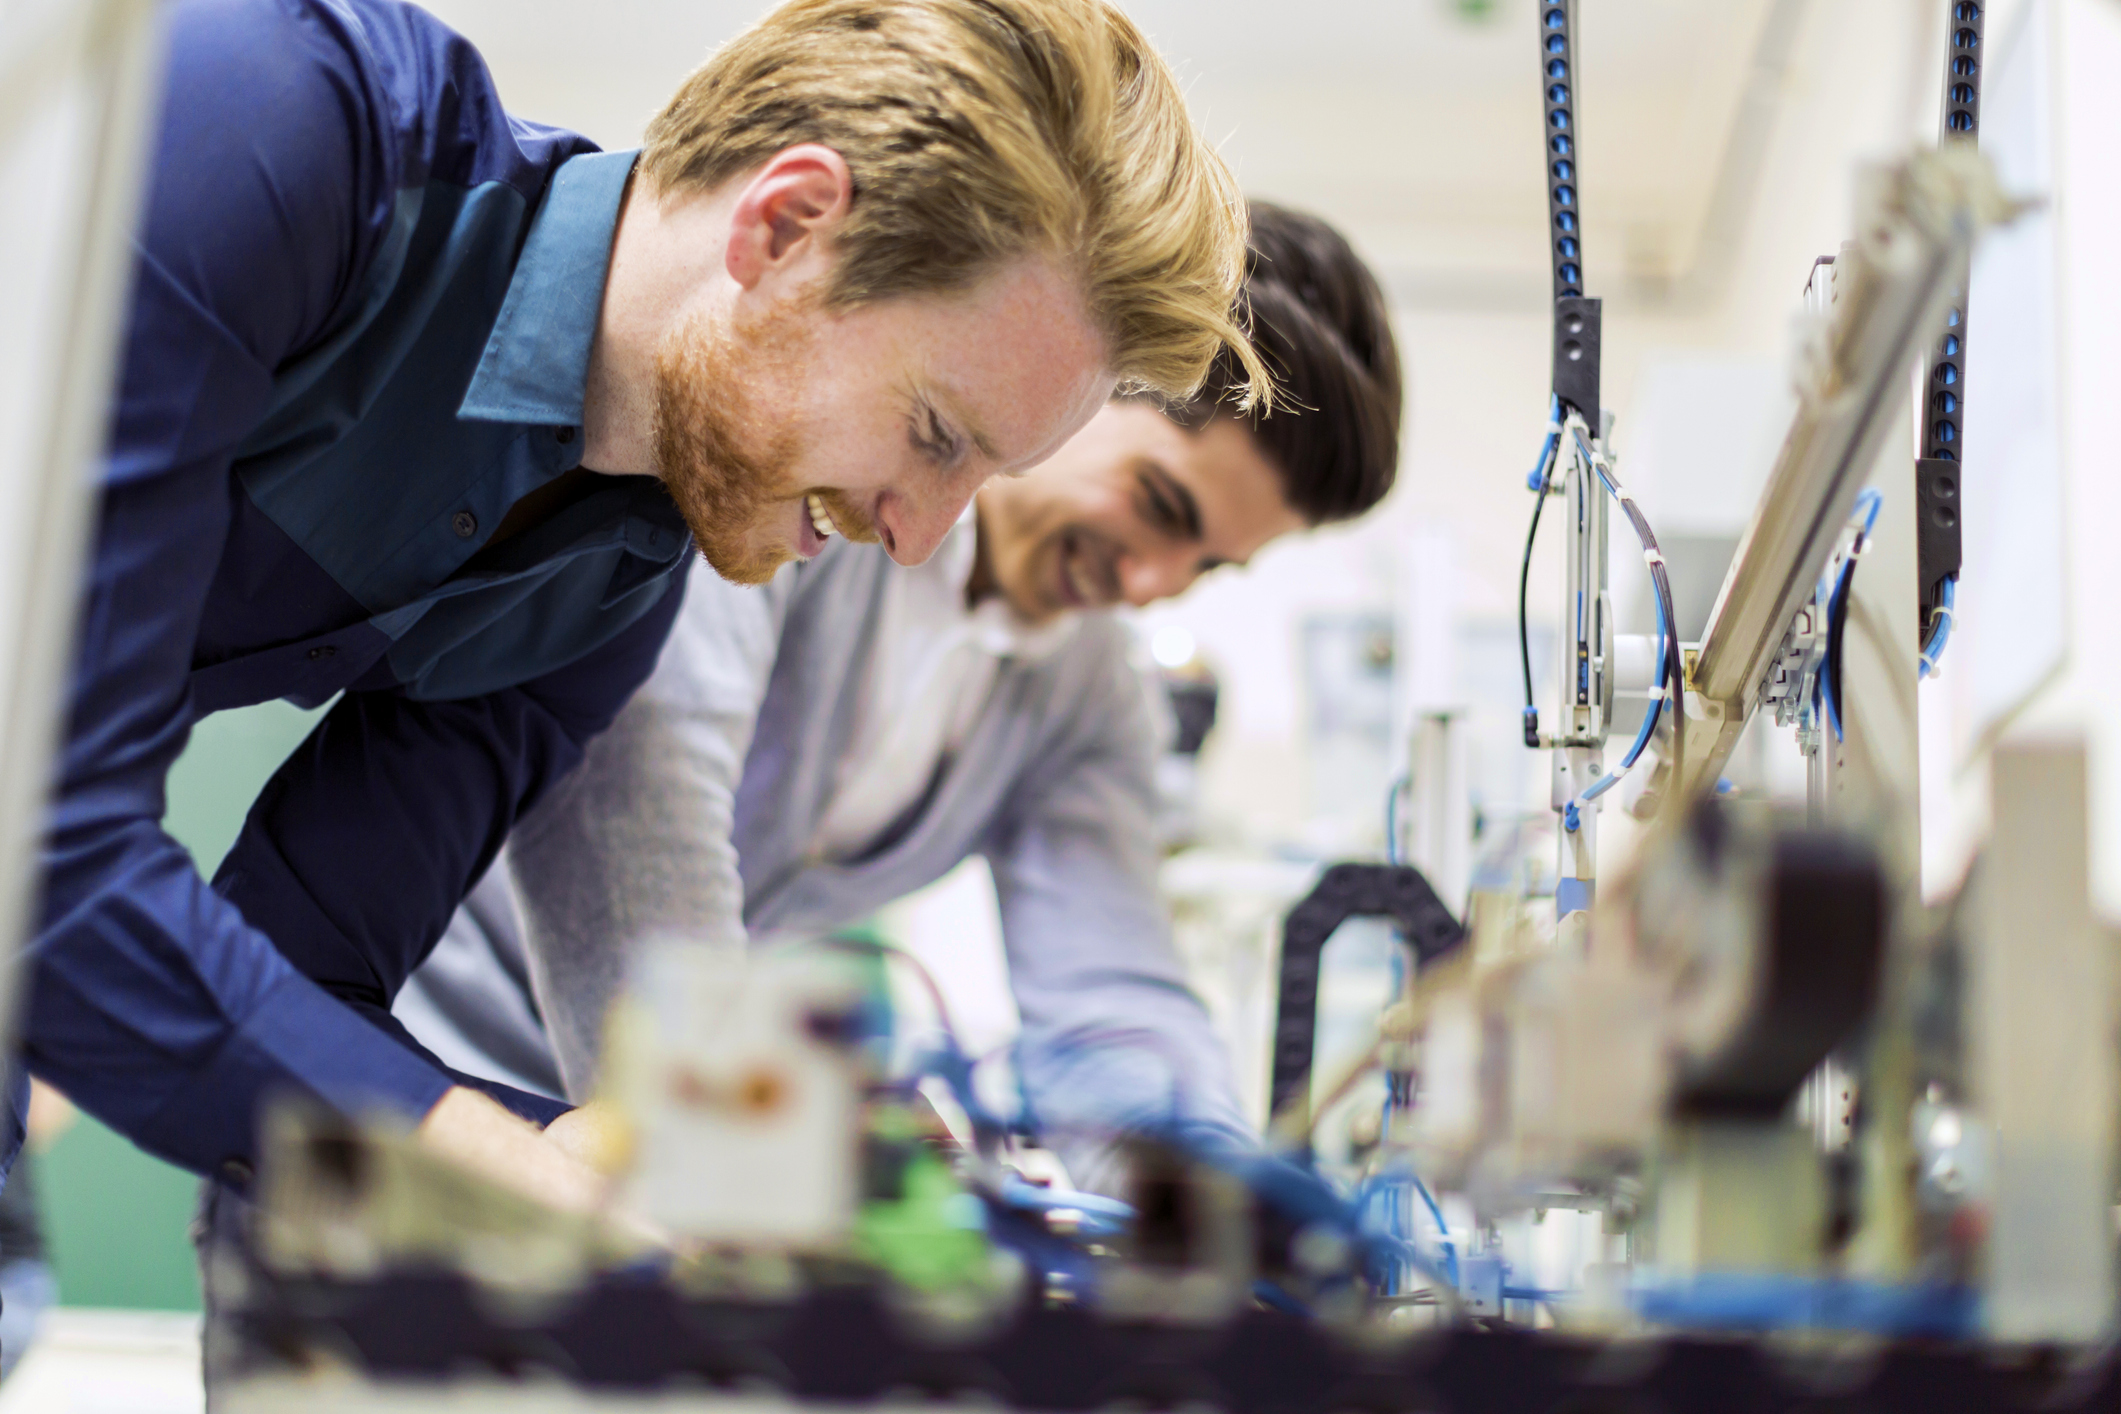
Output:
[24, 0, 1259, 1214]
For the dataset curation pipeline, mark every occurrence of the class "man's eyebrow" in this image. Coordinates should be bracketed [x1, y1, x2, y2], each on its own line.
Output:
[1141, 461, 1203, 540]
[924, 386, 999, 461]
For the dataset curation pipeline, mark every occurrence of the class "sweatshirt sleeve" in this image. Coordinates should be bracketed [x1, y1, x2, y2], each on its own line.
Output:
[502, 564, 793, 1098]
[982, 626, 1256, 1195]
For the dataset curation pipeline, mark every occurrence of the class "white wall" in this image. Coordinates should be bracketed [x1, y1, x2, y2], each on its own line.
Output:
[1139, 0, 1941, 858]
[1919, 0, 2121, 916]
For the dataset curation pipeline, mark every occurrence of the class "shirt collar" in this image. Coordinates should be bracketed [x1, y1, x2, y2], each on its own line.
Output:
[458, 148, 638, 426]
[943, 507, 1080, 662]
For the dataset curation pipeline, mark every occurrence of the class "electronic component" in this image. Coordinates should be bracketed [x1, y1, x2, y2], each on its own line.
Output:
[604, 945, 865, 1247]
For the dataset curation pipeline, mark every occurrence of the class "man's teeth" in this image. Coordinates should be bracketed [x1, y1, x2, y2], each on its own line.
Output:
[1065, 550, 1098, 604]
[806, 493, 839, 540]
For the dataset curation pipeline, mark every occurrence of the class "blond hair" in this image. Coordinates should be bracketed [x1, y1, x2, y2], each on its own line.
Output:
[639, 0, 1267, 406]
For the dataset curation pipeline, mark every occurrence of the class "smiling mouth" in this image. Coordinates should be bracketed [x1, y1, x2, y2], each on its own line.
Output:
[806, 492, 840, 541]
[1056, 530, 1116, 610]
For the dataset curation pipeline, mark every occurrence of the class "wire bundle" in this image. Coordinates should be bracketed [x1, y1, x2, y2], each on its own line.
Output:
[1816, 489, 1883, 743]
[1516, 404, 1684, 818]
[1919, 578, 1954, 679]
[1574, 425, 1684, 807]
[1517, 400, 1565, 748]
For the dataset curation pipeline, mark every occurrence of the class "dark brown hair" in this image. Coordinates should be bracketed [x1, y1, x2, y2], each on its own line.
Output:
[1167, 201, 1402, 524]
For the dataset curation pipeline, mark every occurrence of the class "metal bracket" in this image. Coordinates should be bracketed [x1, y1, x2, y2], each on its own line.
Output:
[1915, 456, 1962, 636]
[1761, 602, 1825, 735]
[1553, 296, 1602, 425]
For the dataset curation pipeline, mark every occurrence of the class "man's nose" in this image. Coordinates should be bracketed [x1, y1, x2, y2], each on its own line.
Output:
[874, 480, 977, 567]
[1118, 548, 1196, 608]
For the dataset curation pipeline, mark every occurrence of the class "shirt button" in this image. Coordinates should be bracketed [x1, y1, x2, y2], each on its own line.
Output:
[219, 1157, 254, 1186]
[555, 426, 576, 445]
[452, 510, 478, 539]
[306, 645, 336, 661]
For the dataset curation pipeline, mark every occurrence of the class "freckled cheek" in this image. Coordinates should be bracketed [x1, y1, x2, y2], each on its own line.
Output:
[945, 461, 990, 504]
[804, 409, 903, 494]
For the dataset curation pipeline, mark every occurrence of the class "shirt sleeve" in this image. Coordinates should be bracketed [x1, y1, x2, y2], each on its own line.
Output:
[25, 0, 458, 1177]
[502, 563, 794, 1098]
[981, 626, 1257, 1196]
[209, 567, 685, 1126]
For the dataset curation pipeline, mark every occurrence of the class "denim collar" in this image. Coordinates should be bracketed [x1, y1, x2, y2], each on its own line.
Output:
[458, 148, 638, 426]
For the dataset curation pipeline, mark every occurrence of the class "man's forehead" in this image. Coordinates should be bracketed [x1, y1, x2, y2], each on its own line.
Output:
[920, 350, 1112, 474]
[916, 256, 1109, 457]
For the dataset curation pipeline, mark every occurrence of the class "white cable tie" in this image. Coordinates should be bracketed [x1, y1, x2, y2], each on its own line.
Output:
[1645, 685, 1668, 701]
[1642, 548, 1665, 569]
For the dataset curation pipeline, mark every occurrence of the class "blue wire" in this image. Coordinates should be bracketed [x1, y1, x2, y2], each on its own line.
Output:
[1371, 1230, 1460, 1296]
[1355, 1169, 1460, 1291]
[1361, 1144, 1406, 1293]
[994, 1174, 1134, 1237]
[1579, 578, 1669, 804]
[1410, 1175, 1460, 1288]
[1920, 576, 1955, 678]
[1851, 487, 1883, 537]
[1526, 397, 1561, 491]
[1384, 774, 1407, 865]
[1822, 559, 1853, 742]
[1552, 431, 1672, 813]
[1816, 490, 1884, 744]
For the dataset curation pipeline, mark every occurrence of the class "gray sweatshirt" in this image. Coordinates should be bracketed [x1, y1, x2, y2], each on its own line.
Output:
[399, 536, 1253, 1187]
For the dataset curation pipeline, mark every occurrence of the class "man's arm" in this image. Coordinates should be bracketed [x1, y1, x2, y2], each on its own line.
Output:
[503, 562, 794, 1097]
[27, 0, 591, 1200]
[211, 567, 686, 1123]
[982, 625, 1254, 1194]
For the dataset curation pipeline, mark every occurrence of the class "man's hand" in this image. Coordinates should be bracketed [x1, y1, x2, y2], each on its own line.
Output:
[416, 1086, 608, 1214]
[542, 1098, 634, 1176]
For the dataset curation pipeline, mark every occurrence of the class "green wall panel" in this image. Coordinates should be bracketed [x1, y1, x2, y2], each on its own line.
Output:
[36, 1116, 203, 1311]
[39, 699, 326, 1310]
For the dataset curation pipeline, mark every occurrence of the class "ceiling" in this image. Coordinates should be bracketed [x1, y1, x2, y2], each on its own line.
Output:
[420, 0, 1794, 310]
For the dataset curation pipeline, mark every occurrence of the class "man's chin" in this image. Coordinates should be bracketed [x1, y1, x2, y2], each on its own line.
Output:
[694, 529, 791, 587]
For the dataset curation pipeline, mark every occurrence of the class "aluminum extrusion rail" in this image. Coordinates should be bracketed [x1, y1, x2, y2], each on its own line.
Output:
[1674, 148, 2012, 801]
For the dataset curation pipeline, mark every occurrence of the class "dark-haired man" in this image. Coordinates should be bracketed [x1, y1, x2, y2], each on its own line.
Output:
[399, 204, 1403, 1186]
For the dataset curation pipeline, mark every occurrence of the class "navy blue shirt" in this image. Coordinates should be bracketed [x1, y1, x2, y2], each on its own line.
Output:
[25, 0, 693, 1178]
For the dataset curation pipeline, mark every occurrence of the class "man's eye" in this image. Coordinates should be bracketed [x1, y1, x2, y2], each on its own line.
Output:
[912, 409, 957, 464]
[1137, 477, 1179, 530]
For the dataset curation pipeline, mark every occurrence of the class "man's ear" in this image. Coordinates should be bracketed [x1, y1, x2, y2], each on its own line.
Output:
[723, 144, 853, 291]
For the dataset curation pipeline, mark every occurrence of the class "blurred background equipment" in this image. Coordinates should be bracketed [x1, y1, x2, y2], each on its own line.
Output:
[197, 2, 2119, 1408]
[0, 0, 204, 1394]
[0, 0, 163, 1049]
[15, 0, 2121, 1408]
